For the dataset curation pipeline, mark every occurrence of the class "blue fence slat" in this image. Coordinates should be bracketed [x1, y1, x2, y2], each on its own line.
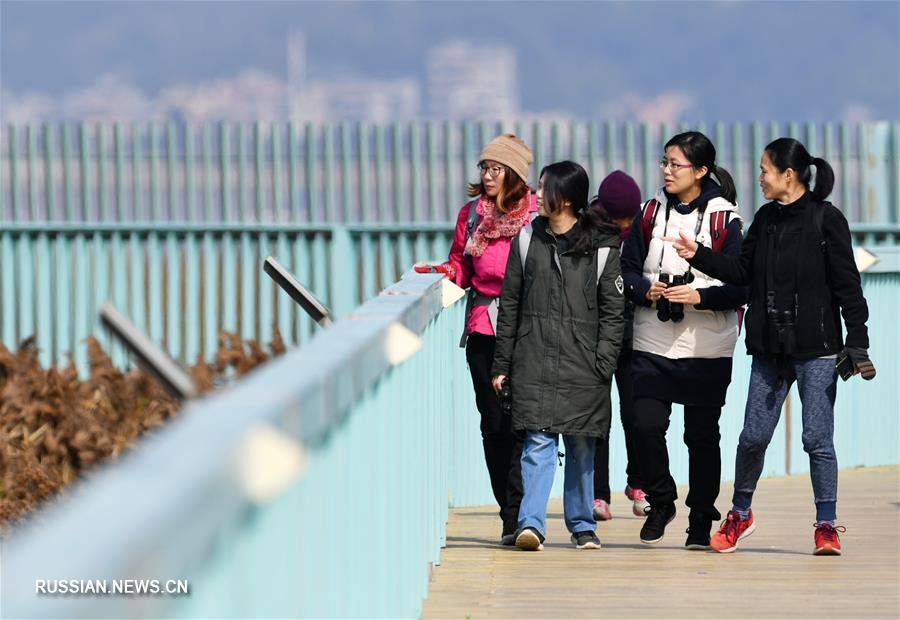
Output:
[221, 233, 238, 337]
[72, 234, 91, 374]
[93, 235, 111, 355]
[1, 235, 12, 345]
[114, 123, 125, 222]
[147, 232, 165, 348]
[166, 123, 178, 222]
[128, 233, 145, 336]
[202, 232, 219, 360]
[16, 234, 35, 345]
[238, 232, 256, 341]
[184, 234, 201, 364]
[292, 233, 313, 344]
[258, 234, 274, 349]
[275, 232, 293, 345]
[109, 232, 128, 367]
[165, 233, 182, 361]
[150, 123, 162, 220]
[35, 234, 53, 368]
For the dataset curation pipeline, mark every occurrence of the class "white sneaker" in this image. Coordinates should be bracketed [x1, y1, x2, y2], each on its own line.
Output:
[592, 499, 613, 521]
[625, 486, 650, 517]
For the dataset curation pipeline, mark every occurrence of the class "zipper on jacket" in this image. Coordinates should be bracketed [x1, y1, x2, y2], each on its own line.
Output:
[550, 242, 561, 429]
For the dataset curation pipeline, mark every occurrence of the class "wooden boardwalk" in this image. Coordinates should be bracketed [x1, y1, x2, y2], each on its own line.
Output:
[423, 465, 900, 619]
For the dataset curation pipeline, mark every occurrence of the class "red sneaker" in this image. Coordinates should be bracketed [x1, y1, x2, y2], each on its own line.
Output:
[711, 510, 756, 553]
[814, 523, 846, 556]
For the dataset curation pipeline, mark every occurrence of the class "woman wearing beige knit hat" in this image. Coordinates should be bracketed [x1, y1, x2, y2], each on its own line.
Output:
[422, 133, 536, 545]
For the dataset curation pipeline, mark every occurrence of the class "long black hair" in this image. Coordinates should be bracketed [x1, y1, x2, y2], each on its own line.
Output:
[764, 137, 835, 202]
[664, 131, 737, 205]
[540, 160, 617, 251]
[539, 160, 590, 215]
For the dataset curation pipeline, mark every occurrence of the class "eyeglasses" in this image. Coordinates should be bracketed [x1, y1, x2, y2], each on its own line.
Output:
[478, 163, 504, 179]
[658, 159, 694, 172]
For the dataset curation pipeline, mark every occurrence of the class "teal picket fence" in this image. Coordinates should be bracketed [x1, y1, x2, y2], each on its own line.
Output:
[0, 224, 452, 370]
[3, 121, 899, 230]
[2, 265, 898, 618]
[0, 224, 895, 373]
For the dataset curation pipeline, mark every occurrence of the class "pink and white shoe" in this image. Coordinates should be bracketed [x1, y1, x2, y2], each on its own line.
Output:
[625, 486, 650, 517]
[592, 499, 613, 521]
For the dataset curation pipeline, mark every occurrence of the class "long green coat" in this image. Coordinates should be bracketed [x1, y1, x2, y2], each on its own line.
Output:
[492, 217, 624, 438]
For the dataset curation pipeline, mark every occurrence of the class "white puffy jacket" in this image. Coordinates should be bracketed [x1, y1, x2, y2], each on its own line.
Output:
[632, 188, 742, 360]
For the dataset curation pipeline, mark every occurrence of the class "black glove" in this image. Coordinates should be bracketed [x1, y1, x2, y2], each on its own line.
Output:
[842, 347, 876, 380]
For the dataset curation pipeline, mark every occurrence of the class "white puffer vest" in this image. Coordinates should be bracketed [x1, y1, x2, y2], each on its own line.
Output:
[633, 188, 741, 360]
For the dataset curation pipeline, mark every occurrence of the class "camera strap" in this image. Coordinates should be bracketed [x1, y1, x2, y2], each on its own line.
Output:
[658, 201, 708, 277]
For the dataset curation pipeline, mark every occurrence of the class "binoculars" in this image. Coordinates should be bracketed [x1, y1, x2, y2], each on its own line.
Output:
[656, 273, 693, 323]
[766, 307, 797, 356]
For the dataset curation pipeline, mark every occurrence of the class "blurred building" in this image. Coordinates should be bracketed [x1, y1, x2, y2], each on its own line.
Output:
[426, 40, 519, 120]
[287, 32, 421, 123]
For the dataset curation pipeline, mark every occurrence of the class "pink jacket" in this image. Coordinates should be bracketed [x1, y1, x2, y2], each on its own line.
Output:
[446, 194, 538, 336]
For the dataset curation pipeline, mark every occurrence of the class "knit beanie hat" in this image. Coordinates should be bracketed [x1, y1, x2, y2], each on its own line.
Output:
[479, 134, 533, 182]
[594, 170, 641, 220]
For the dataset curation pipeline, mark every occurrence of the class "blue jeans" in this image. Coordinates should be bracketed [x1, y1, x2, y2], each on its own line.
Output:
[732, 355, 838, 521]
[518, 431, 596, 536]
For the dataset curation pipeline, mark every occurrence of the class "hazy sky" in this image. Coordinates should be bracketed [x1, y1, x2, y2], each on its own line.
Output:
[2, 0, 898, 122]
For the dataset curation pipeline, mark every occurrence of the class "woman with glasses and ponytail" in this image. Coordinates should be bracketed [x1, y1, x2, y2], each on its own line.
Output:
[417, 134, 536, 546]
[620, 131, 747, 549]
[668, 138, 875, 556]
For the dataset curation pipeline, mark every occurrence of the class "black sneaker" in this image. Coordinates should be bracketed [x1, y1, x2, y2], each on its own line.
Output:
[640, 503, 676, 544]
[571, 530, 602, 549]
[685, 515, 712, 550]
[500, 531, 517, 546]
[515, 527, 545, 551]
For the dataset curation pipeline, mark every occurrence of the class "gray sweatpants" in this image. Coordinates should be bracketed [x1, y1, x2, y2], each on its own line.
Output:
[732, 355, 838, 522]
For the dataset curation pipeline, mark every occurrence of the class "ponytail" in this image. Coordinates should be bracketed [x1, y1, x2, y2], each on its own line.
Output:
[712, 165, 737, 205]
[765, 138, 835, 202]
[809, 157, 835, 202]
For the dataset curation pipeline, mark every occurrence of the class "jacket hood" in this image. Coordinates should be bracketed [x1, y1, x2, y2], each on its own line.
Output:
[532, 214, 621, 252]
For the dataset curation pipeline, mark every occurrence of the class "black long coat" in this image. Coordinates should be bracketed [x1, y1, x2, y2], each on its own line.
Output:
[492, 217, 625, 438]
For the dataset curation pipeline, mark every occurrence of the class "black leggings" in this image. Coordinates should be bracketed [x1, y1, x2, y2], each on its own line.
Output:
[465, 333, 524, 534]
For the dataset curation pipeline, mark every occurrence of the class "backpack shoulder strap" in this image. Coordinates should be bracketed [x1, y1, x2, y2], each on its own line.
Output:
[814, 203, 827, 253]
[518, 212, 538, 271]
[640, 198, 660, 251]
[595, 247, 611, 286]
[710, 210, 732, 253]
[465, 197, 480, 240]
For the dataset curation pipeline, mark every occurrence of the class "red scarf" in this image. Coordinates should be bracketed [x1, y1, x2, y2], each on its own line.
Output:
[464, 193, 532, 257]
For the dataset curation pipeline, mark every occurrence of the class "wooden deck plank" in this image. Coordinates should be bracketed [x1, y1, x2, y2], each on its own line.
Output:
[423, 466, 900, 619]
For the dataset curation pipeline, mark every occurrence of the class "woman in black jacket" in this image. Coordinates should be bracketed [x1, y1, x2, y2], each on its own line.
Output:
[492, 161, 625, 551]
[669, 138, 875, 556]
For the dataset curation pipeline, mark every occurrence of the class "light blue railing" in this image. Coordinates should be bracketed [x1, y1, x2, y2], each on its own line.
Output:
[1, 271, 484, 619]
[2, 265, 898, 618]
[3, 121, 898, 226]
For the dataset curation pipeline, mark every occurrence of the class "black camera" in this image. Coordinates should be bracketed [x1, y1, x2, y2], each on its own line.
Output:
[656, 273, 692, 323]
[766, 292, 797, 356]
[499, 378, 512, 415]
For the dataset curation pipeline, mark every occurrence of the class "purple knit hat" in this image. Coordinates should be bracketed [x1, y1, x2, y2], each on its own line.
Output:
[593, 170, 641, 220]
